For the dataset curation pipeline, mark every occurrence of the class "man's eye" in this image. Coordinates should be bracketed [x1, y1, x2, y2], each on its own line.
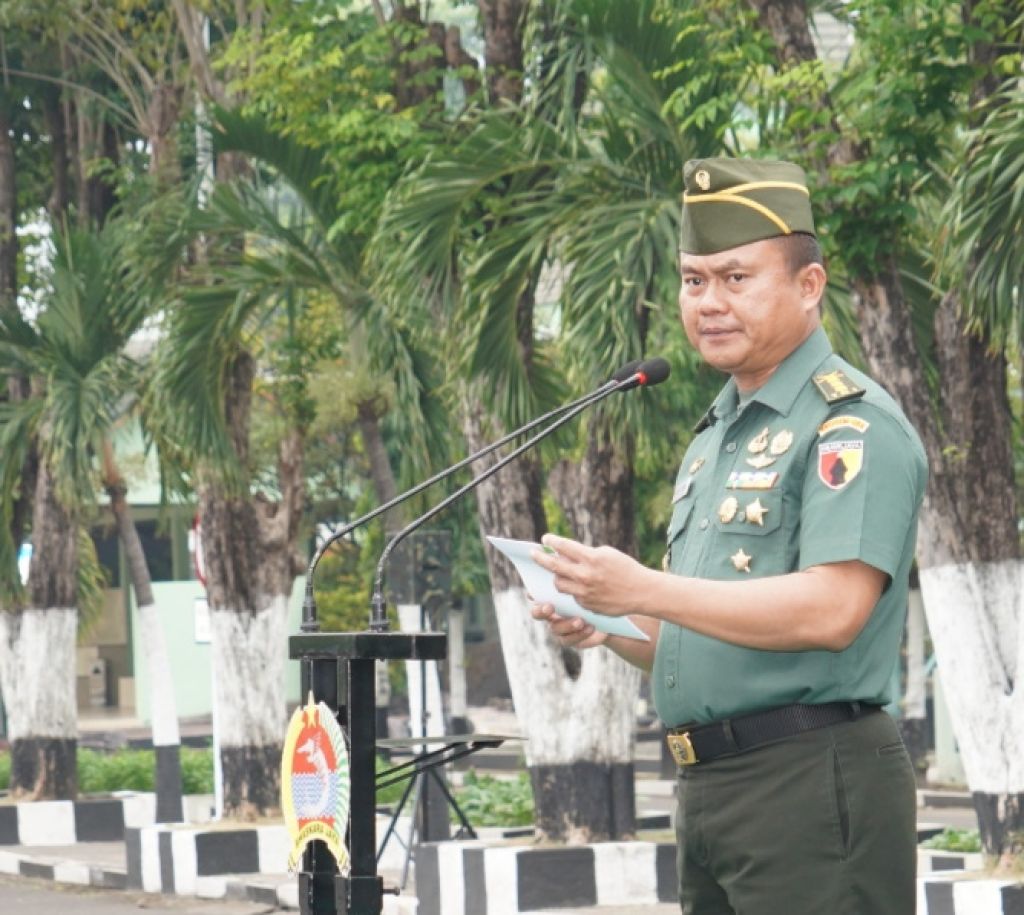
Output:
[729, 273, 745, 282]
[684, 277, 703, 287]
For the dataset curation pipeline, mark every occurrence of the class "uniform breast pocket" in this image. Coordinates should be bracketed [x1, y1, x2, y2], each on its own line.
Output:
[664, 500, 695, 572]
[712, 490, 785, 577]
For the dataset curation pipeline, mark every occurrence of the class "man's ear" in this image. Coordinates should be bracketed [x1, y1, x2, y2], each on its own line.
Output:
[800, 262, 827, 313]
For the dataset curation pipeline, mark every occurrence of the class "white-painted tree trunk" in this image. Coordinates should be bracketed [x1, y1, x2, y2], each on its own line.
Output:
[493, 588, 639, 765]
[493, 587, 641, 842]
[210, 597, 289, 747]
[136, 602, 181, 748]
[0, 607, 77, 741]
[919, 560, 1024, 795]
[904, 589, 927, 720]
[209, 596, 289, 818]
[0, 607, 78, 799]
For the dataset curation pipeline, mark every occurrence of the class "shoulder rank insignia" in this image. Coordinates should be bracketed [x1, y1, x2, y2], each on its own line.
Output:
[812, 369, 865, 405]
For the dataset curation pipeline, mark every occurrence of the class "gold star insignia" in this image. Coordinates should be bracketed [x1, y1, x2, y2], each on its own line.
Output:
[731, 548, 752, 573]
[718, 496, 739, 524]
[747, 427, 770, 454]
[745, 498, 768, 526]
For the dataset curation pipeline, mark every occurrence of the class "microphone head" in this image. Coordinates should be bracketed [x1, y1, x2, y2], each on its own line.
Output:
[610, 359, 643, 384]
[636, 357, 670, 387]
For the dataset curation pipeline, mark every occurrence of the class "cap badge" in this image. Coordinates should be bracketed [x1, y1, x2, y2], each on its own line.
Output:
[695, 168, 711, 191]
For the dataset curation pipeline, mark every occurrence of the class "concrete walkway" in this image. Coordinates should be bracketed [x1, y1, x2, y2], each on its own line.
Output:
[0, 705, 980, 912]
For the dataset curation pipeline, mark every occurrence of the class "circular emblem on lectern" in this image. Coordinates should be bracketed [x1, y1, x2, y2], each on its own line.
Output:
[281, 692, 350, 873]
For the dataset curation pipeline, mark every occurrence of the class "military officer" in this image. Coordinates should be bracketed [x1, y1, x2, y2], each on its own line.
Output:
[531, 157, 927, 914]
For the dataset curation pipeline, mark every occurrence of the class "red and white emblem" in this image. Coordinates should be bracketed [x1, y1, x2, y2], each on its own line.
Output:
[817, 440, 864, 490]
[281, 693, 350, 873]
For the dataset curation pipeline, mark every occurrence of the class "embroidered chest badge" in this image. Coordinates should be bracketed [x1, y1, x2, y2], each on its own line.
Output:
[817, 440, 864, 490]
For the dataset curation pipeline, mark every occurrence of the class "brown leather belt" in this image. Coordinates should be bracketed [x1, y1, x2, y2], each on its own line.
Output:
[666, 701, 880, 766]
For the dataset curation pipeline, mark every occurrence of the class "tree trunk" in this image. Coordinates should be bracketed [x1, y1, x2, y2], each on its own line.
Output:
[746, 0, 1024, 858]
[465, 396, 636, 842]
[477, 0, 527, 104]
[147, 82, 183, 185]
[898, 587, 928, 774]
[356, 399, 403, 531]
[104, 442, 184, 823]
[41, 84, 72, 221]
[0, 461, 78, 799]
[0, 91, 17, 307]
[545, 421, 641, 840]
[199, 352, 306, 820]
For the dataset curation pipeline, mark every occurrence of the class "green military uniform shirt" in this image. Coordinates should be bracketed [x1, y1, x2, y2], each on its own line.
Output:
[652, 327, 928, 727]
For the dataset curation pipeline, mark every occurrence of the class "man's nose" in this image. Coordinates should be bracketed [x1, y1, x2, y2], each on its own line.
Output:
[698, 284, 728, 313]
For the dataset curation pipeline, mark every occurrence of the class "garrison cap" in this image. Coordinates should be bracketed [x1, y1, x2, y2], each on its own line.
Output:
[680, 158, 815, 255]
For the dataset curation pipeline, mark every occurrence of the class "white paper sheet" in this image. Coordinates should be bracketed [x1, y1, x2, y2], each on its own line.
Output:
[486, 535, 650, 641]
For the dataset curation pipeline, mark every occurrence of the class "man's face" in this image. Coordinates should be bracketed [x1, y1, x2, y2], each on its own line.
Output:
[678, 237, 824, 392]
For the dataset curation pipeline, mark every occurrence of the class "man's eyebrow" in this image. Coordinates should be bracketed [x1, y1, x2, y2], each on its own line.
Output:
[679, 258, 748, 274]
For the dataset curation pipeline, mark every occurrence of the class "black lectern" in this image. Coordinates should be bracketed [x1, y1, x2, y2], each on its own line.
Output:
[290, 630, 447, 914]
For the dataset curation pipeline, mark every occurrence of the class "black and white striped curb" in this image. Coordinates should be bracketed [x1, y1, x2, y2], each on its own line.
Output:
[0, 795, 157, 845]
[126, 823, 290, 895]
[417, 838, 1018, 915]
[0, 846, 127, 890]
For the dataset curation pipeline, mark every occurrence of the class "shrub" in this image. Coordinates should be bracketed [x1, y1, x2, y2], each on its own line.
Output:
[0, 747, 215, 795]
[181, 746, 215, 795]
[454, 770, 534, 827]
[921, 827, 982, 853]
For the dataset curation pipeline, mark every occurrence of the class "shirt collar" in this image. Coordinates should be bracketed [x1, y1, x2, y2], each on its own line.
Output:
[700, 326, 833, 427]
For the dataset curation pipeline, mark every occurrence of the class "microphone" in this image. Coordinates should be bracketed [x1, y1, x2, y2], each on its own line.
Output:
[368, 356, 670, 630]
[300, 357, 658, 631]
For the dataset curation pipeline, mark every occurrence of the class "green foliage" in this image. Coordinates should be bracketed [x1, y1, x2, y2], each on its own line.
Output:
[922, 827, 983, 852]
[220, 1, 444, 240]
[77, 746, 213, 794]
[180, 747, 216, 795]
[453, 770, 534, 827]
[0, 747, 215, 795]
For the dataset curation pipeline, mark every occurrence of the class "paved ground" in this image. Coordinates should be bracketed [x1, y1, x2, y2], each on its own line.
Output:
[2, 705, 978, 913]
[0, 873, 275, 913]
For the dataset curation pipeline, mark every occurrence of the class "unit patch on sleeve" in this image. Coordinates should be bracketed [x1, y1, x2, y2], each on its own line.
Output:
[817, 440, 864, 490]
[818, 415, 870, 436]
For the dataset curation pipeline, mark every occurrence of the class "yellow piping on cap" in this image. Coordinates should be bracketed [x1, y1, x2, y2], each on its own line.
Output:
[712, 180, 810, 197]
[683, 192, 792, 235]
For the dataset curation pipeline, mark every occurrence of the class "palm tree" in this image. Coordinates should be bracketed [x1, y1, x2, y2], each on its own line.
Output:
[0, 218, 185, 815]
[372, 0, 750, 840]
[143, 109, 448, 818]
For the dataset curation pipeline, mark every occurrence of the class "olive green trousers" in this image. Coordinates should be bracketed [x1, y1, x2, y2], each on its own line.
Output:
[675, 709, 916, 914]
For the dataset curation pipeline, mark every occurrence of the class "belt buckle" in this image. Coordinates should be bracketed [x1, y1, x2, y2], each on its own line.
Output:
[667, 731, 698, 766]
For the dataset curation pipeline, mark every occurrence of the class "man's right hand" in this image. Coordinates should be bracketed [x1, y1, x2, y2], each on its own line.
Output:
[530, 602, 610, 649]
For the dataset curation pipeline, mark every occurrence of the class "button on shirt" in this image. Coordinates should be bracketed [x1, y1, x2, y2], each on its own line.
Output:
[653, 328, 928, 727]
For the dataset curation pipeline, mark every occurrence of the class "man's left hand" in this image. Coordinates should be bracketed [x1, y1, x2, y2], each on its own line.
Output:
[531, 533, 650, 617]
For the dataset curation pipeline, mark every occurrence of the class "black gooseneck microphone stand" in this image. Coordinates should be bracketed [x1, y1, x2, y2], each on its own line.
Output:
[289, 360, 667, 915]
